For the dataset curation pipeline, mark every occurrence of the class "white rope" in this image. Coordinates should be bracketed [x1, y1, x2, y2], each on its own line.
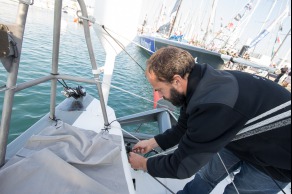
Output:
[120, 127, 141, 142]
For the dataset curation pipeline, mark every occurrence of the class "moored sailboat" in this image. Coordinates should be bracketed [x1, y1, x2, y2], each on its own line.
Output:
[138, 0, 291, 73]
[138, 0, 225, 69]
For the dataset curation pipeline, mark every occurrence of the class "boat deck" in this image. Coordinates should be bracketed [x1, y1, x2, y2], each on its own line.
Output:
[3, 94, 135, 194]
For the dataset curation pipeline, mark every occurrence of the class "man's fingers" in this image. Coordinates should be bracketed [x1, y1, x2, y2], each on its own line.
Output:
[133, 147, 144, 153]
[128, 152, 134, 163]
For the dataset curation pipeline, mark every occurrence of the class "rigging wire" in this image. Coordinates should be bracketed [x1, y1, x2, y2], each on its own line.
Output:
[102, 119, 118, 132]
[107, 120, 175, 194]
[151, 177, 176, 194]
[217, 153, 240, 194]
[57, 79, 69, 88]
[101, 25, 145, 72]
[259, 161, 287, 194]
[97, 22, 154, 54]
[134, 123, 144, 133]
[95, 80, 180, 117]
[98, 81, 179, 116]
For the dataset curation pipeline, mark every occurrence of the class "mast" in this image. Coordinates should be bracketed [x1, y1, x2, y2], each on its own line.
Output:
[258, 0, 278, 36]
[155, 0, 166, 31]
[228, 0, 262, 49]
[220, 0, 255, 49]
[238, 6, 289, 57]
[278, 48, 291, 68]
[271, 28, 291, 62]
[235, 0, 262, 41]
[248, 6, 289, 49]
[202, 0, 219, 46]
[190, 0, 205, 42]
[252, 0, 278, 52]
[168, 0, 183, 37]
[93, 0, 143, 106]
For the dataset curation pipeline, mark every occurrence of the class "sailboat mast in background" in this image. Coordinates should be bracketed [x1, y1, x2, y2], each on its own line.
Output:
[223, 0, 261, 49]
[271, 28, 291, 62]
[211, 0, 255, 50]
[202, 0, 219, 46]
[239, 5, 290, 57]
[168, 0, 183, 37]
[251, 0, 278, 53]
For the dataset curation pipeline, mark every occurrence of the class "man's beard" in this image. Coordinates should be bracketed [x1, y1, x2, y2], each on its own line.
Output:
[164, 87, 186, 107]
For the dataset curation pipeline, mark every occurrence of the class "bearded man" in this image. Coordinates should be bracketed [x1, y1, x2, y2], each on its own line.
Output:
[129, 46, 291, 194]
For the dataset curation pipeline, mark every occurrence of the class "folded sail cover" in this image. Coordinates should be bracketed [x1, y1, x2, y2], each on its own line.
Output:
[0, 122, 130, 194]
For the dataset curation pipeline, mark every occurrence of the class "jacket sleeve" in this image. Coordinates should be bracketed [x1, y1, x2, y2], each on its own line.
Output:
[154, 106, 188, 150]
[147, 104, 247, 179]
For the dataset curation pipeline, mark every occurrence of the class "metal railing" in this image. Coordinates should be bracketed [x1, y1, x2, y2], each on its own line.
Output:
[0, 0, 109, 167]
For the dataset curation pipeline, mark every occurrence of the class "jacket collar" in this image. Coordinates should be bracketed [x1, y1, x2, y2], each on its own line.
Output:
[186, 64, 205, 105]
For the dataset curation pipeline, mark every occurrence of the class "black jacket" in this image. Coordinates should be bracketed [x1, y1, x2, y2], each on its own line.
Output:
[147, 64, 291, 182]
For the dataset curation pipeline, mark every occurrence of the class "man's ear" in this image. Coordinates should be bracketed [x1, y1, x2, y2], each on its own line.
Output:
[172, 74, 188, 94]
[172, 75, 183, 87]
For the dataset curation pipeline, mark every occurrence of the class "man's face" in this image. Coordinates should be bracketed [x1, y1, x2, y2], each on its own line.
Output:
[146, 71, 186, 107]
[166, 86, 186, 107]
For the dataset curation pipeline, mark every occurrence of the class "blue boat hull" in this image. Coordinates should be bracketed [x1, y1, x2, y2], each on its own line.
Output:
[139, 35, 224, 69]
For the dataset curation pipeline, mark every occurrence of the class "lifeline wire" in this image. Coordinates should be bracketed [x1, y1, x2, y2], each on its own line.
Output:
[101, 25, 145, 72]
[94, 80, 180, 117]
[217, 153, 240, 194]
[117, 125, 176, 194]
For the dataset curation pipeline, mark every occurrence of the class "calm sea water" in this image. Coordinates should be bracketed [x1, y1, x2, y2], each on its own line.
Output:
[0, 0, 163, 143]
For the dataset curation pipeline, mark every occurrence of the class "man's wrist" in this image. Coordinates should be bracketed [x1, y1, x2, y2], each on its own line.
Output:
[143, 158, 148, 172]
[149, 138, 159, 149]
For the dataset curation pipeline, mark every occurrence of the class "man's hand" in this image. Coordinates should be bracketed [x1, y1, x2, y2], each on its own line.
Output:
[128, 152, 148, 171]
[132, 138, 158, 154]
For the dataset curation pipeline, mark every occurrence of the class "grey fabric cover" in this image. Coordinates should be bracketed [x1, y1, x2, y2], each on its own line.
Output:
[0, 122, 130, 194]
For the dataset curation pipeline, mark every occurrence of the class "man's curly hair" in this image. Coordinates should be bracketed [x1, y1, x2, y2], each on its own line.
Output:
[146, 46, 195, 82]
